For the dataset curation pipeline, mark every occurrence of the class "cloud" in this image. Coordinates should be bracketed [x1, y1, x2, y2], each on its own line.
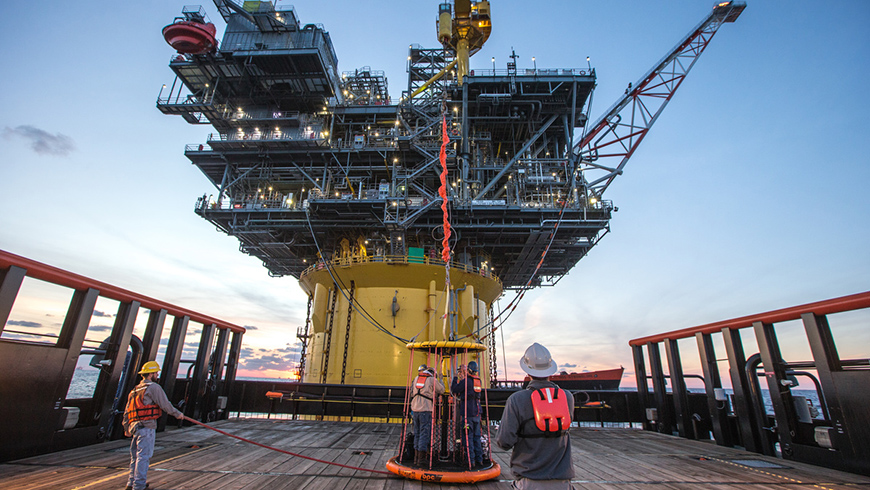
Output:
[240, 345, 301, 373]
[92, 310, 113, 318]
[88, 325, 112, 332]
[3, 125, 76, 156]
[244, 325, 258, 330]
[559, 363, 577, 369]
[7, 320, 42, 328]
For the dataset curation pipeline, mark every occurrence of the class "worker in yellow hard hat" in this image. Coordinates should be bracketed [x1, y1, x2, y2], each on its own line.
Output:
[122, 361, 185, 490]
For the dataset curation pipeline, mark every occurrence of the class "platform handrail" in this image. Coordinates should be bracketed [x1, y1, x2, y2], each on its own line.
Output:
[0, 249, 245, 333]
[299, 253, 501, 287]
[629, 291, 870, 346]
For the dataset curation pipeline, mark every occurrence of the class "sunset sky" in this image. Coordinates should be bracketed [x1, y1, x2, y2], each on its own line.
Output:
[1, 1, 868, 386]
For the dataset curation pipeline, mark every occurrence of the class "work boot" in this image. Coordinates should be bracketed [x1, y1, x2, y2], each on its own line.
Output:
[420, 451, 429, 467]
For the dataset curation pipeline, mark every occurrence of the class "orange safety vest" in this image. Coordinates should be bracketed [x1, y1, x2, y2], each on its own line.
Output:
[125, 384, 162, 423]
[413, 372, 433, 400]
[520, 387, 571, 437]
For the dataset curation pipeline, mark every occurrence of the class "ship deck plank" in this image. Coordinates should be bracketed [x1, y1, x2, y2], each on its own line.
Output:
[1, 419, 868, 490]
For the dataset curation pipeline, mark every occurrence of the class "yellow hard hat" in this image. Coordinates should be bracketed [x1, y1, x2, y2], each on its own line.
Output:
[138, 361, 161, 375]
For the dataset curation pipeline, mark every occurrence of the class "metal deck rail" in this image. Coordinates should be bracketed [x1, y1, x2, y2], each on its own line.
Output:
[629, 291, 870, 476]
[228, 380, 647, 429]
[0, 250, 245, 462]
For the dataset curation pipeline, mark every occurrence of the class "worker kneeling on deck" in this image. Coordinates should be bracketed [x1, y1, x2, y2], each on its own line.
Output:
[497, 343, 575, 490]
[122, 361, 185, 490]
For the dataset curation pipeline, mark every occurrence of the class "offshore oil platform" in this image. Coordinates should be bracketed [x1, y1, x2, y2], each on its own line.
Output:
[157, 0, 745, 388]
[5, 0, 870, 483]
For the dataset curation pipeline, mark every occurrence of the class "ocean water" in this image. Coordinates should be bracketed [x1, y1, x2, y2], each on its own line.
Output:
[66, 371, 298, 398]
[688, 388, 822, 417]
[67, 368, 101, 399]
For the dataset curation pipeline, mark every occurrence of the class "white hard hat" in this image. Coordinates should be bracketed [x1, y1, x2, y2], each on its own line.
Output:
[519, 343, 558, 377]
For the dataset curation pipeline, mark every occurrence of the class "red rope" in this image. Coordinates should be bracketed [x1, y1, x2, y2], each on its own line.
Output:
[182, 416, 393, 475]
[439, 113, 451, 262]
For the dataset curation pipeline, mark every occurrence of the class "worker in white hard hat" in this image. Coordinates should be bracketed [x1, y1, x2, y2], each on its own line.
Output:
[409, 364, 444, 466]
[496, 343, 575, 489]
[122, 361, 185, 490]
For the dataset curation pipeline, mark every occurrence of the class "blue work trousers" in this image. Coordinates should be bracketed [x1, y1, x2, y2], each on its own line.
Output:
[460, 415, 482, 464]
[127, 426, 155, 490]
[412, 411, 434, 451]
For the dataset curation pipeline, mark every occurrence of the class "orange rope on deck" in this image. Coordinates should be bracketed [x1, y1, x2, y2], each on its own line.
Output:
[182, 416, 392, 475]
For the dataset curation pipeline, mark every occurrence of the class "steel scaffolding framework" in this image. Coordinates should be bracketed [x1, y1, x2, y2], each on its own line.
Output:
[158, 1, 743, 290]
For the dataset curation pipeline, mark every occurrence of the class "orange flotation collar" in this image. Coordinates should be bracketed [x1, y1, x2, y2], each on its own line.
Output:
[386, 457, 501, 483]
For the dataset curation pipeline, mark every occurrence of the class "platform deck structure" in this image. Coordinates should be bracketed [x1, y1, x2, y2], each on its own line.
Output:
[2, 419, 868, 490]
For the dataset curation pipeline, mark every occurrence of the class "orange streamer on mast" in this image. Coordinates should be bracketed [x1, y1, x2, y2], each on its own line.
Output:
[439, 113, 451, 263]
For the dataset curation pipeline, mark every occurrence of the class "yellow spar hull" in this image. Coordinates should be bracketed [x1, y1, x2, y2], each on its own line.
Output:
[298, 258, 503, 387]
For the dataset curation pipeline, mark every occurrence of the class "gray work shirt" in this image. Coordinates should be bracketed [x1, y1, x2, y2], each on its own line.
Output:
[124, 379, 183, 432]
[496, 379, 575, 480]
[410, 374, 444, 413]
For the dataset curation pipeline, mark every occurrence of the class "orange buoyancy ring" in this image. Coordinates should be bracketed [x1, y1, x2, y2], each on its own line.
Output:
[125, 385, 162, 423]
[528, 387, 571, 435]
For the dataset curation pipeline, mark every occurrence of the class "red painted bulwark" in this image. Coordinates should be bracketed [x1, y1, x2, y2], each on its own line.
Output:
[629, 291, 870, 346]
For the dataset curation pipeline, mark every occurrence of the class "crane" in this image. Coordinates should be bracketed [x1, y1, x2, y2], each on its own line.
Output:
[573, 1, 746, 202]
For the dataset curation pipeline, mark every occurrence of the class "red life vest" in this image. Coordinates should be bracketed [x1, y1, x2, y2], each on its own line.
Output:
[469, 374, 482, 393]
[125, 384, 162, 424]
[413, 372, 433, 400]
[520, 387, 571, 437]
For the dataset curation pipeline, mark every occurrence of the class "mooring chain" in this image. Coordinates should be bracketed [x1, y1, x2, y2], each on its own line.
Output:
[340, 280, 356, 384]
[321, 282, 338, 383]
[297, 294, 313, 380]
[488, 304, 497, 385]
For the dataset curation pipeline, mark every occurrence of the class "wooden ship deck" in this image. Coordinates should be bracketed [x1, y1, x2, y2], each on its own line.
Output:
[2, 419, 868, 490]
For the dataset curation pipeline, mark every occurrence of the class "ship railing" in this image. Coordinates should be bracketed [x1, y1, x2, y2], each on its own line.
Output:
[629, 291, 870, 473]
[0, 249, 248, 459]
[227, 380, 643, 428]
[299, 254, 502, 287]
